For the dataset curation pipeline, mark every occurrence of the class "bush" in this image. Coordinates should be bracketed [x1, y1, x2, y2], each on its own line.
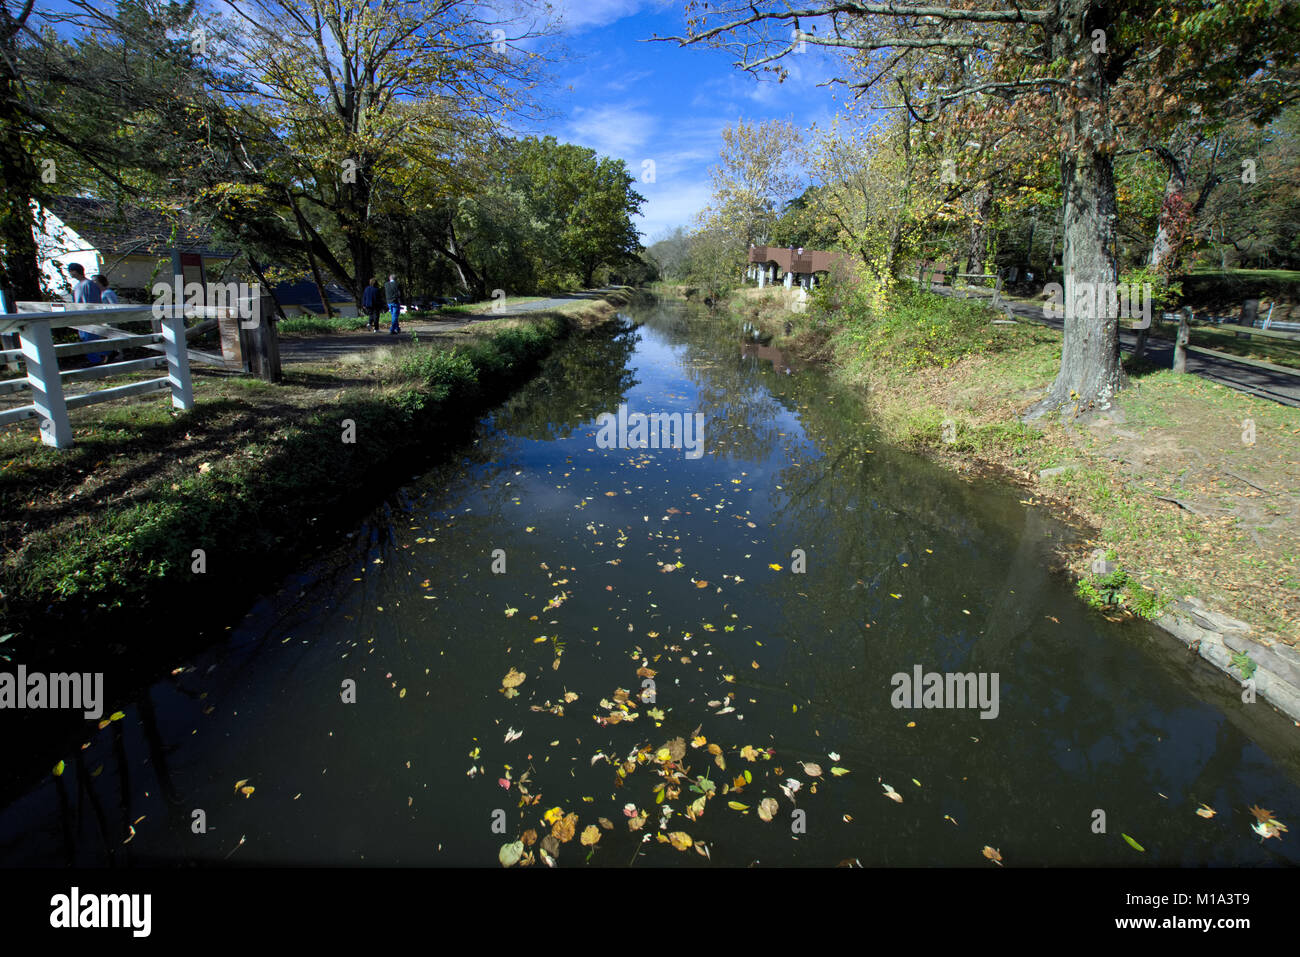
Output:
[399, 348, 478, 400]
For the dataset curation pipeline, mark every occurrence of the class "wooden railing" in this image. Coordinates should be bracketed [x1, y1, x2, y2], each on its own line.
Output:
[0, 300, 272, 449]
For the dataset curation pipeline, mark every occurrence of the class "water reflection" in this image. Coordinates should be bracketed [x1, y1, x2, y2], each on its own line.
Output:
[1, 296, 1297, 868]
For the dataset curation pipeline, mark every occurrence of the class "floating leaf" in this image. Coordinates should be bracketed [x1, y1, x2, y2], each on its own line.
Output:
[800, 762, 823, 778]
[552, 812, 578, 843]
[757, 797, 779, 822]
[1121, 833, 1146, 852]
[727, 801, 749, 811]
[52, 760, 65, 777]
[982, 845, 1003, 865]
[830, 767, 850, 777]
[1248, 804, 1277, 824]
[668, 831, 693, 851]
[501, 668, 526, 689]
[499, 841, 524, 868]
[580, 825, 601, 846]
[1195, 804, 1216, 819]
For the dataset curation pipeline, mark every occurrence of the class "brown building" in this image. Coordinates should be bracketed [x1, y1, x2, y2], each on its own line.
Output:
[747, 245, 849, 290]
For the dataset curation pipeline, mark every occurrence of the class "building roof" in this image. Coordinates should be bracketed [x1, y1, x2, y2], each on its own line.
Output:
[273, 278, 355, 310]
[41, 195, 238, 258]
[749, 245, 849, 273]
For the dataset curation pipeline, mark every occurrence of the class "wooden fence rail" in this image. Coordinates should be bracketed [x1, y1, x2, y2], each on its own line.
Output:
[0, 299, 275, 449]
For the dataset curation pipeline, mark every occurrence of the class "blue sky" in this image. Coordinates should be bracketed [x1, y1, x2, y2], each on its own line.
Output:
[534, 0, 846, 243]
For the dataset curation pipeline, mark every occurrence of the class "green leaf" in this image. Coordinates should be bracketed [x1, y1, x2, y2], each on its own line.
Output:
[1121, 833, 1145, 852]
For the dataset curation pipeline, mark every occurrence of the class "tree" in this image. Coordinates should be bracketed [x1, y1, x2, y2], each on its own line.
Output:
[1, 0, 227, 302]
[513, 137, 645, 288]
[212, 0, 558, 298]
[665, 0, 1300, 415]
[699, 118, 804, 250]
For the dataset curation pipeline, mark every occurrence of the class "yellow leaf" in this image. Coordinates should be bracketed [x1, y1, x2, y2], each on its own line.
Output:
[580, 825, 601, 846]
[668, 831, 693, 851]
[727, 801, 749, 811]
[542, 806, 564, 825]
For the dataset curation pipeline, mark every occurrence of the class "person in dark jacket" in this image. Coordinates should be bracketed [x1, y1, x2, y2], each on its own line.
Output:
[383, 274, 403, 334]
[361, 277, 384, 332]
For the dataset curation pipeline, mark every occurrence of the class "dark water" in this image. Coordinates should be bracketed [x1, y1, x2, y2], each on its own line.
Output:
[3, 295, 1298, 867]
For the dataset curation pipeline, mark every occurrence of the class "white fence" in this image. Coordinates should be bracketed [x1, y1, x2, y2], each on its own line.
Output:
[0, 302, 233, 449]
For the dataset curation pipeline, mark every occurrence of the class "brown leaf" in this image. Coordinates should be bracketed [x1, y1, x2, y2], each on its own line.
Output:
[1249, 804, 1277, 823]
[552, 812, 578, 843]
[521, 828, 537, 846]
[540, 833, 559, 860]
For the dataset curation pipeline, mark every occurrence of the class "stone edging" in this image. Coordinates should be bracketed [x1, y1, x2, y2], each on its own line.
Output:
[1156, 595, 1300, 723]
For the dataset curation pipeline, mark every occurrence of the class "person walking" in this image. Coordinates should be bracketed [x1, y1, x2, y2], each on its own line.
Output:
[361, 277, 383, 332]
[94, 274, 124, 362]
[68, 263, 106, 364]
[383, 274, 403, 334]
[94, 274, 119, 304]
[68, 263, 101, 304]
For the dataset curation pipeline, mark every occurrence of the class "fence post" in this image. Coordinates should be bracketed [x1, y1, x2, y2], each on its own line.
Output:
[160, 311, 194, 410]
[1238, 299, 1258, 338]
[18, 319, 73, 448]
[1173, 305, 1191, 373]
[238, 294, 281, 382]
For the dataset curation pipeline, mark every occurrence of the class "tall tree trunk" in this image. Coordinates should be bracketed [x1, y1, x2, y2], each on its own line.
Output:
[965, 184, 993, 274]
[342, 176, 373, 302]
[1030, 0, 1122, 416]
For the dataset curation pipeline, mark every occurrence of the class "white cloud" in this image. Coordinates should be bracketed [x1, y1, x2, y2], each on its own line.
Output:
[550, 0, 648, 32]
[565, 103, 657, 159]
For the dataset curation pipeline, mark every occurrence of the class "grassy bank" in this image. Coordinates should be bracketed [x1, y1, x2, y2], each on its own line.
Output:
[729, 282, 1300, 648]
[0, 291, 632, 664]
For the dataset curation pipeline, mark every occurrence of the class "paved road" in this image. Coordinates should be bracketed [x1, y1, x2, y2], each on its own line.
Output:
[277, 290, 618, 366]
[933, 284, 1300, 408]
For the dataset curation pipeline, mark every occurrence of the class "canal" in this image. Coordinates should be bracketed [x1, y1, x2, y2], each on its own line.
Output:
[2, 293, 1297, 866]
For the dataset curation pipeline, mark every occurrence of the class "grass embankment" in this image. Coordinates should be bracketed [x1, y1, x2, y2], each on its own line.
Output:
[731, 283, 1300, 646]
[0, 293, 630, 664]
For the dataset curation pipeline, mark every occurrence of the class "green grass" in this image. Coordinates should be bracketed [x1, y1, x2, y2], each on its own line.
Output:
[1076, 564, 1166, 620]
[278, 313, 369, 334]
